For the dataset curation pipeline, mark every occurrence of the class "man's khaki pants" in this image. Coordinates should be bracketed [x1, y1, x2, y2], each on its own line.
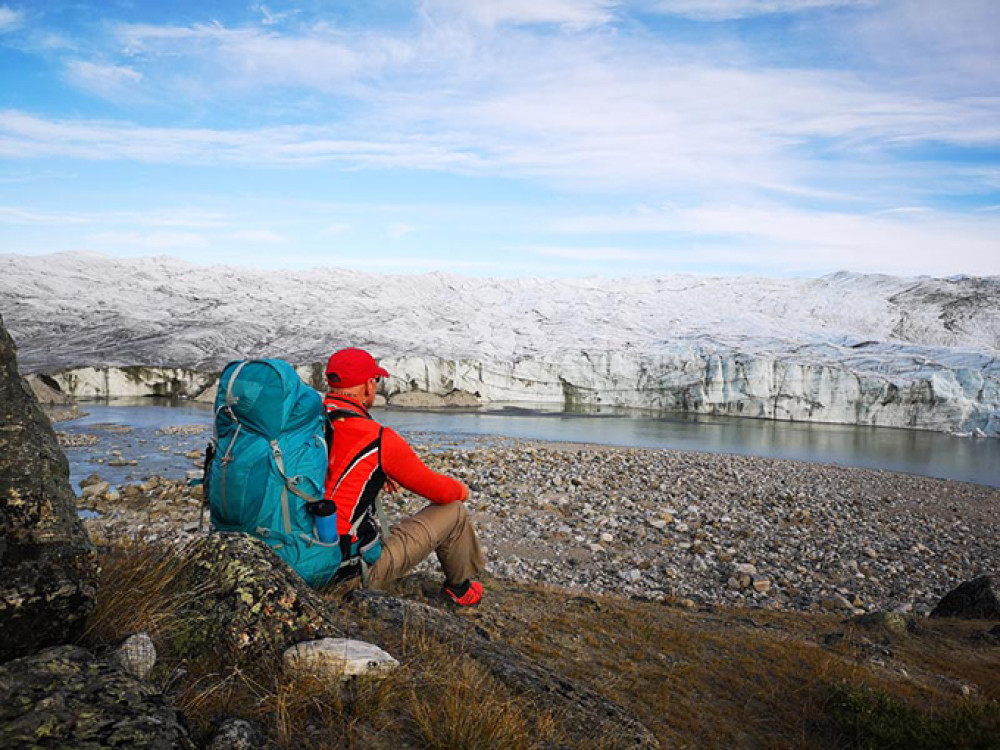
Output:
[368, 501, 485, 589]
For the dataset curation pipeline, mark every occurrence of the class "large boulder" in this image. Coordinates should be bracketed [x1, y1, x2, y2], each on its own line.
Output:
[0, 644, 194, 748]
[348, 589, 660, 749]
[170, 533, 341, 661]
[0, 315, 98, 662]
[930, 575, 1000, 620]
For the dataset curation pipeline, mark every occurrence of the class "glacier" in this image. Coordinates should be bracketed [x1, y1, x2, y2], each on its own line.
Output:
[1, 252, 997, 436]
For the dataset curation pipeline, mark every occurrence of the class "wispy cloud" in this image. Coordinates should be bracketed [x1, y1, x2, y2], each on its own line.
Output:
[0, 5, 24, 33]
[113, 21, 410, 94]
[64, 60, 142, 100]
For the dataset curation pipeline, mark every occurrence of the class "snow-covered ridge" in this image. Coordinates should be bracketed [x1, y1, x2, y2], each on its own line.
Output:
[2, 252, 998, 435]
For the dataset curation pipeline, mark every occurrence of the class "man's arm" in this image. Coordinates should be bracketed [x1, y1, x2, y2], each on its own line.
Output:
[381, 427, 469, 503]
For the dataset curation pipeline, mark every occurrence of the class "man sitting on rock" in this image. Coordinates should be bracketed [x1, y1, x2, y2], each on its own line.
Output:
[323, 347, 486, 606]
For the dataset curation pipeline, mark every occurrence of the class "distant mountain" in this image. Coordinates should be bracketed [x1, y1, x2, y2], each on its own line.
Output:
[2, 252, 998, 435]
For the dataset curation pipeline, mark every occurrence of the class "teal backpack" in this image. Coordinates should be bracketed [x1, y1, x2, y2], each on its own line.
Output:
[206, 358, 342, 587]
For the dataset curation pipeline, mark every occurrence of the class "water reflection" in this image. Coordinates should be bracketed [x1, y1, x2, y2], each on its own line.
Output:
[63, 398, 999, 487]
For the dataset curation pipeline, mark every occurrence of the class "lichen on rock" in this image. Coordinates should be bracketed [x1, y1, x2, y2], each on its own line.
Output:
[0, 314, 98, 662]
[170, 533, 341, 661]
[0, 644, 194, 749]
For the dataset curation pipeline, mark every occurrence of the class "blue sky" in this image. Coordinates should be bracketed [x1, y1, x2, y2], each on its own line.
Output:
[0, 0, 997, 277]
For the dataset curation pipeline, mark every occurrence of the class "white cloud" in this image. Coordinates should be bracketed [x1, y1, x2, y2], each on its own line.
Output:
[65, 61, 143, 100]
[16, 11, 982, 204]
[115, 22, 410, 93]
[848, 0, 1000, 95]
[2, 43, 996, 199]
[0, 5, 24, 33]
[642, 0, 872, 20]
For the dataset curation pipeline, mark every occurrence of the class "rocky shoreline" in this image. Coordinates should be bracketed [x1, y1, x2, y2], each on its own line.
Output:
[69, 429, 1000, 617]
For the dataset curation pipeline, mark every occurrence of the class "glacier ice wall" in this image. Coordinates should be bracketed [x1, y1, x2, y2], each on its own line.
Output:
[2, 253, 997, 435]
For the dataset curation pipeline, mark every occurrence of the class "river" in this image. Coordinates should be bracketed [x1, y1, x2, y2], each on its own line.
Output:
[58, 398, 1000, 490]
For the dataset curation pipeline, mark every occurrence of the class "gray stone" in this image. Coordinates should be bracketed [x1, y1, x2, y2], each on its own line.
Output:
[283, 638, 399, 680]
[208, 718, 263, 750]
[852, 610, 908, 635]
[0, 644, 194, 748]
[442, 389, 480, 407]
[0, 315, 98, 662]
[387, 390, 447, 408]
[112, 632, 157, 680]
[82, 480, 111, 498]
[348, 589, 659, 749]
[931, 575, 1000, 620]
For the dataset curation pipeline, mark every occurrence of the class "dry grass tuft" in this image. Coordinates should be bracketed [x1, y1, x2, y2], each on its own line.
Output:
[80, 535, 203, 647]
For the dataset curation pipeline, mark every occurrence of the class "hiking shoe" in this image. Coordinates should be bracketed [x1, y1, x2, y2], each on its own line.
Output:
[442, 580, 483, 607]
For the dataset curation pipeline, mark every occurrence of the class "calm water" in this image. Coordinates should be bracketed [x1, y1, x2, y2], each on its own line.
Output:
[61, 399, 1000, 488]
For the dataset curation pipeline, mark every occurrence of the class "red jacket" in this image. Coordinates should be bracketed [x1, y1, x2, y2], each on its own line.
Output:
[323, 394, 466, 542]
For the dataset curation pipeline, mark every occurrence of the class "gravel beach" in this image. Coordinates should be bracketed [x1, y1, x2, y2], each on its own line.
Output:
[71, 430, 1000, 616]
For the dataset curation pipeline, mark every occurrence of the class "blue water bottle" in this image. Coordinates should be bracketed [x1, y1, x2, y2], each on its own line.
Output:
[310, 500, 338, 543]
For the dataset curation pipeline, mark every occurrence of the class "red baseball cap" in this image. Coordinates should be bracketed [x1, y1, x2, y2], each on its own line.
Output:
[325, 347, 390, 388]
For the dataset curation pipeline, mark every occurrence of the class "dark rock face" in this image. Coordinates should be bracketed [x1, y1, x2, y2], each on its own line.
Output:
[348, 589, 660, 749]
[0, 315, 98, 662]
[171, 533, 341, 660]
[931, 575, 1000, 620]
[0, 645, 194, 749]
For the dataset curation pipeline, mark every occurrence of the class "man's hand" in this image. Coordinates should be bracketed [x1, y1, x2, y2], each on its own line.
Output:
[384, 477, 400, 494]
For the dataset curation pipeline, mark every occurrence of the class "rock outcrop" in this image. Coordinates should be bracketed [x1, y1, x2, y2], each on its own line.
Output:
[930, 575, 1000, 620]
[0, 314, 98, 662]
[348, 589, 660, 749]
[170, 534, 341, 660]
[0, 645, 194, 749]
[23, 372, 74, 405]
[387, 388, 481, 408]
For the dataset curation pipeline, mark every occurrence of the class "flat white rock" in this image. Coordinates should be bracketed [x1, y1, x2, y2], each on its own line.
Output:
[283, 638, 399, 680]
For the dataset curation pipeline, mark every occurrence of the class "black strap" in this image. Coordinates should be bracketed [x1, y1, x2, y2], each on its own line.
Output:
[326, 394, 374, 419]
